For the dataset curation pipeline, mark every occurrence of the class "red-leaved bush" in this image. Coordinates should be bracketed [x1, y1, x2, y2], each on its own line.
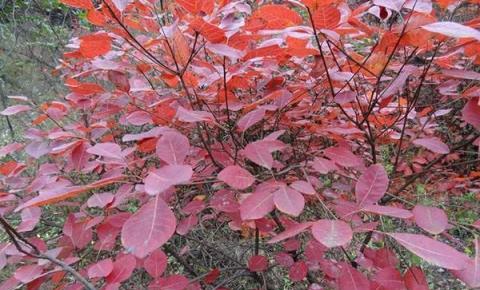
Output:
[1, 0, 480, 289]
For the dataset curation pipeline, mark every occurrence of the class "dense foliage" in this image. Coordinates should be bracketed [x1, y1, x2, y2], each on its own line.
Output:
[1, 0, 480, 289]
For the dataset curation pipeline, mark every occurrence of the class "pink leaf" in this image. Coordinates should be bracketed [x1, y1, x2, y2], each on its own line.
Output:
[373, 267, 405, 290]
[87, 192, 114, 208]
[0, 105, 31, 116]
[176, 106, 215, 123]
[324, 146, 363, 167]
[362, 204, 413, 219]
[150, 274, 189, 290]
[88, 258, 114, 278]
[290, 180, 315, 195]
[337, 263, 370, 290]
[311, 157, 337, 174]
[17, 207, 41, 232]
[412, 205, 448, 235]
[389, 233, 469, 270]
[144, 165, 193, 196]
[87, 143, 123, 159]
[240, 185, 276, 220]
[422, 22, 480, 41]
[218, 165, 255, 190]
[176, 214, 198, 235]
[413, 137, 450, 154]
[273, 185, 305, 216]
[355, 164, 389, 207]
[121, 196, 176, 258]
[14, 264, 43, 283]
[248, 255, 268, 272]
[452, 237, 480, 288]
[156, 131, 190, 165]
[144, 249, 168, 278]
[237, 108, 266, 132]
[267, 222, 312, 244]
[289, 261, 308, 282]
[442, 69, 480, 81]
[126, 111, 152, 126]
[311, 220, 353, 248]
[243, 140, 285, 169]
[462, 98, 480, 129]
[106, 255, 136, 284]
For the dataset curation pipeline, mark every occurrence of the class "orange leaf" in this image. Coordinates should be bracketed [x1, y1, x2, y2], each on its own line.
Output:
[79, 33, 112, 58]
[60, 0, 93, 9]
[252, 4, 303, 29]
[15, 175, 126, 211]
[190, 17, 226, 43]
[312, 5, 341, 30]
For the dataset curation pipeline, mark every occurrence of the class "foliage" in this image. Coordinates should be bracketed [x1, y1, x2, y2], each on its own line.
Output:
[0, 0, 480, 289]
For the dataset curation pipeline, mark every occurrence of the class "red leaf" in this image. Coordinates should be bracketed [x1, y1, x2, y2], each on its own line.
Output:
[421, 22, 480, 41]
[337, 263, 370, 290]
[0, 105, 31, 116]
[156, 131, 190, 165]
[204, 268, 220, 284]
[88, 258, 114, 278]
[312, 5, 341, 30]
[275, 252, 294, 267]
[389, 233, 469, 270]
[144, 249, 168, 278]
[355, 164, 389, 207]
[248, 255, 268, 272]
[218, 165, 255, 190]
[108, 70, 130, 92]
[267, 222, 312, 244]
[60, 0, 93, 9]
[121, 196, 176, 258]
[237, 108, 266, 132]
[412, 205, 448, 234]
[462, 98, 480, 129]
[14, 264, 43, 283]
[452, 237, 480, 288]
[362, 204, 413, 219]
[289, 261, 308, 282]
[144, 165, 193, 196]
[79, 33, 112, 58]
[404, 267, 429, 290]
[106, 255, 136, 284]
[311, 220, 353, 248]
[324, 146, 362, 168]
[413, 137, 450, 154]
[273, 185, 305, 217]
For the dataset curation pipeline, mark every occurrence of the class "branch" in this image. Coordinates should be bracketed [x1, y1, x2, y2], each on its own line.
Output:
[0, 217, 97, 290]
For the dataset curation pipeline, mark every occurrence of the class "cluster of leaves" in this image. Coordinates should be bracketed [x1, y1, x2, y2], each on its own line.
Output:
[0, 0, 480, 289]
